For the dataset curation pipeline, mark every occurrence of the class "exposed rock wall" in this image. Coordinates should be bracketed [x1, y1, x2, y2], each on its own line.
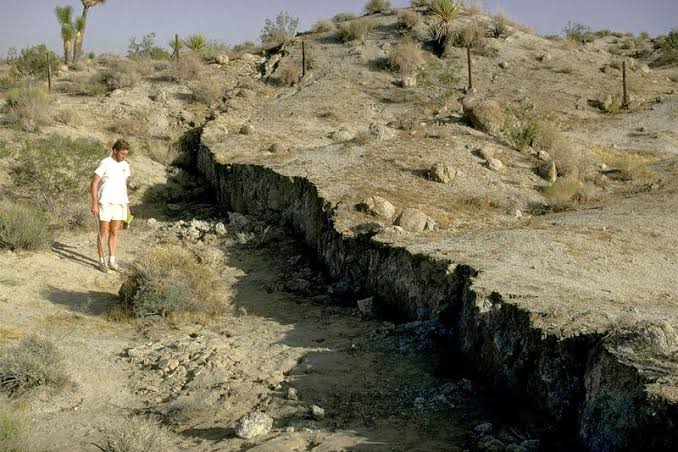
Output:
[191, 137, 676, 451]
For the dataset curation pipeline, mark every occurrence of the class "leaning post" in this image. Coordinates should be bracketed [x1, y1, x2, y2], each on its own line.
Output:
[622, 60, 629, 109]
[467, 45, 473, 90]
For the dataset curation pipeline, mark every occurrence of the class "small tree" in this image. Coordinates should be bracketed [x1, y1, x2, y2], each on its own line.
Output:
[6, 47, 18, 64]
[55, 5, 74, 65]
[260, 11, 300, 46]
[563, 21, 593, 45]
[183, 34, 209, 53]
[15, 45, 59, 80]
[128, 33, 170, 59]
[427, 0, 464, 56]
[73, 0, 106, 64]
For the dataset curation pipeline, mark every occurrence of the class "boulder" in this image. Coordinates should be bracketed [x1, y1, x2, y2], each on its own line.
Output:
[462, 95, 506, 137]
[240, 124, 256, 135]
[355, 196, 396, 219]
[330, 128, 353, 142]
[400, 76, 417, 88]
[234, 412, 273, 439]
[395, 208, 437, 233]
[368, 122, 396, 141]
[486, 158, 504, 172]
[430, 162, 457, 184]
[499, 61, 510, 69]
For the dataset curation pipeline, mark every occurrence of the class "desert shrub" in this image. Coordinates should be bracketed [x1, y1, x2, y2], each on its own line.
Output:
[128, 33, 170, 60]
[15, 45, 59, 80]
[260, 11, 300, 46]
[427, 0, 465, 55]
[201, 42, 232, 63]
[332, 13, 357, 23]
[563, 21, 593, 45]
[2, 84, 52, 132]
[416, 60, 462, 106]
[311, 20, 336, 33]
[118, 244, 227, 318]
[108, 118, 148, 137]
[365, 0, 392, 14]
[411, 0, 431, 7]
[0, 405, 32, 452]
[0, 72, 17, 90]
[490, 15, 510, 38]
[190, 76, 222, 104]
[0, 336, 67, 396]
[61, 74, 109, 96]
[99, 416, 172, 452]
[0, 202, 53, 251]
[274, 60, 302, 86]
[608, 154, 654, 182]
[167, 53, 206, 82]
[669, 72, 678, 83]
[141, 140, 179, 166]
[101, 58, 141, 90]
[543, 176, 583, 208]
[336, 19, 375, 43]
[11, 135, 106, 211]
[504, 102, 538, 151]
[183, 33, 210, 53]
[397, 10, 422, 30]
[232, 40, 259, 55]
[655, 29, 678, 66]
[389, 40, 426, 76]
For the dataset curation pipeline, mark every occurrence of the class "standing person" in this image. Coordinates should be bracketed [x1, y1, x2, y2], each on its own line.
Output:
[90, 139, 131, 273]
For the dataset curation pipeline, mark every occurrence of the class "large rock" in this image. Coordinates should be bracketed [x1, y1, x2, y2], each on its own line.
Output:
[430, 162, 457, 184]
[234, 412, 273, 439]
[356, 196, 396, 219]
[368, 122, 396, 141]
[462, 95, 506, 137]
[486, 158, 504, 172]
[395, 208, 437, 233]
[538, 160, 557, 182]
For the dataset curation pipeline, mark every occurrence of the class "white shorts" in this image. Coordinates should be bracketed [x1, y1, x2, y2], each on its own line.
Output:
[99, 203, 126, 222]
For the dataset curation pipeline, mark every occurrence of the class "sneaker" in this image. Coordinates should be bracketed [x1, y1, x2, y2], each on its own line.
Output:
[98, 261, 110, 273]
[108, 260, 121, 272]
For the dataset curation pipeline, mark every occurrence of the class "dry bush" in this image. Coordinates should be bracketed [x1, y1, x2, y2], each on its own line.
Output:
[0, 336, 68, 396]
[534, 123, 583, 176]
[0, 202, 53, 251]
[336, 19, 375, 43]
[389, 40, 426, 76]
[607, 154, 655, 182]
[543, 176, 584, 208]
[411, 0, 431, 7]
[450, 22, 495, 56]
[102, 58, 142, 90]
[459, 194, 506, 212]
[108, 118, 148, 137]
[311, 20, 336, 33]
[99, 416, 172, 452]
[2, 84, 52, 132]
[274, 61, 303, 86]
[669, 72, 678, 83]
[167, 53, 207, 83]
[0, 405, 32, 452]
[141, 141, 179, 166]
[118, 244, 227, 318]
[465, 1, 483, 15]
[397, 10, 422, 30]
[190, 76, 222, 104]
[161, 390, 215, 426]
[365, 0, 392, 14]
[489, 14, 511, 38]
[333, 12, 357, 23]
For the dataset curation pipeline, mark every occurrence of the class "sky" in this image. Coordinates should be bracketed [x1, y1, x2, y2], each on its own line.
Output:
[0, 0, 676, 56]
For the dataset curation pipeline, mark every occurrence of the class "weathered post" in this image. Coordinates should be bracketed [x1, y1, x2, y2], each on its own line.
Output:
[302, 40, 306, 78]
[47, 53, 52, 92]
[467, 45, 473, 90]
[175, 33, 180, 61]
[622, 60, 629, 110]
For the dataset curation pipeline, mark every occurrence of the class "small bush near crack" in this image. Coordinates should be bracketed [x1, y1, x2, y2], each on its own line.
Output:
[0, 202, 53, 251]
[119, 244, 227, 318]
[0, 405, 32, 452]
[2, 84, 52, 132]
[0, 336, 68, 396]
[99, 416, 172, 452]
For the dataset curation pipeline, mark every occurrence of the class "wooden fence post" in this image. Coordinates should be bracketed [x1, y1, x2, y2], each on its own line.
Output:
[622, 60, 629, 109]
[47, 53, 52, 92]
[302, 40, 306, 78]
[467, 45, 473, 90]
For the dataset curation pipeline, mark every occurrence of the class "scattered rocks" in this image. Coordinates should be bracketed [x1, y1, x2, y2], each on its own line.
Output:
[429, 162, 457, 184]
[214, 222, 227, 236]
[215, 55, 229, 65]
[474, 422, 494, 435]
[268, 143, 286, 153]
[234, 412, 273, 439]
[147, 218, 158, 226]
[394, 208, 437, 233]
[351, 221, 385, 236]
[368, 122, 396, 141]
[356, 297, 376, 318]
[330, 129, 353, 142]
[486, 158, 504, 172]
[537, 52, 552, 62]
[310, 405, 325, 420]
[478, 148, 496, 160]
[538, 160, 557, 183]
[228, 212, 250, 230]
[240, 124, 256, 135]
[477, 435, 506, 452]
[287, 387, 299, 400]
[400, 76, 417, 88]
[499, 61, 510, 69]
[512, 209, 523, 218]
[355, 196, 396, 219]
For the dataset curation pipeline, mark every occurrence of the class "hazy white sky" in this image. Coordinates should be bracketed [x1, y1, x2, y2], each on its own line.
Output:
[0, 0, 676, 56]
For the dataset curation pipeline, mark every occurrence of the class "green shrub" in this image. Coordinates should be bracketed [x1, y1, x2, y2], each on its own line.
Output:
[504, 102, 538, 151]
[490, 15, 510, 38]
[365, 0, 392, 14]
[397, 10, 422, 30]
[11, 135, 106, 211]
[167, 53, 206, 82]
[336, 19, 375, 43]
[183, 33, 210, 53]
[128, 33, 170, 60]
[15, 45, 59, 80]
[0, 202, 53, 251]
[260, 11, 300, 46]
[0, 336, 68, 396]
[100, 416, 172, 452]
[655, 29, 678, 66]
[118, 244, 227, 318]
[190, 76, 222, 104]
[2, 84, 52, 132]
[232, 40, 259, 55]
[0, 405, 32, 452]
[332, 13, 357, 23]
[427, 0, 465, 55]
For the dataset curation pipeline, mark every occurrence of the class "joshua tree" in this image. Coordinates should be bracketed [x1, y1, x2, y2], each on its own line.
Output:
[428, 0, 464, 55]
[183, 34, 209, 53]
[55, 5, 74, 65]
[73, 0, 106, 64]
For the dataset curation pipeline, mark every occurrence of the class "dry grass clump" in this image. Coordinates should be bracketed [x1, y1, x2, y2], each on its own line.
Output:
[101, 58, 142, 90]
[190, 76, 222, 104]
[337, 19, 375, 43]
[167, 53, 207, 83]
[141, 141, 180, 166]
[332, 12, 357, 23]
[543, 176, 584, 209]
[1, 84, 52, 132]
[365, 0, 392, 14]
[397, 10, 422, 30]
[118, 244, 227, 318]
[274, 60, 303, 86]
[0, 335, 68, 396]
[0, 202, 53, 251]
[606, 153, 655, 182]
[311, 20, 336, 33]
[389, 40, 426, 76]
[99, 416, 172, 452]
[108, 118, 148, 137]
[0, 405, 32, 452]
[489, 14, 511, 38]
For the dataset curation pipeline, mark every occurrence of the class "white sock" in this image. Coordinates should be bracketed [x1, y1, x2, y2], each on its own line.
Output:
[109, 256, 116, 265]
[99, 257, 106, 264]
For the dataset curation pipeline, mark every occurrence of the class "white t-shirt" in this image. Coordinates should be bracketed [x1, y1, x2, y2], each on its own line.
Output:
[94, 156, 130, 204]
